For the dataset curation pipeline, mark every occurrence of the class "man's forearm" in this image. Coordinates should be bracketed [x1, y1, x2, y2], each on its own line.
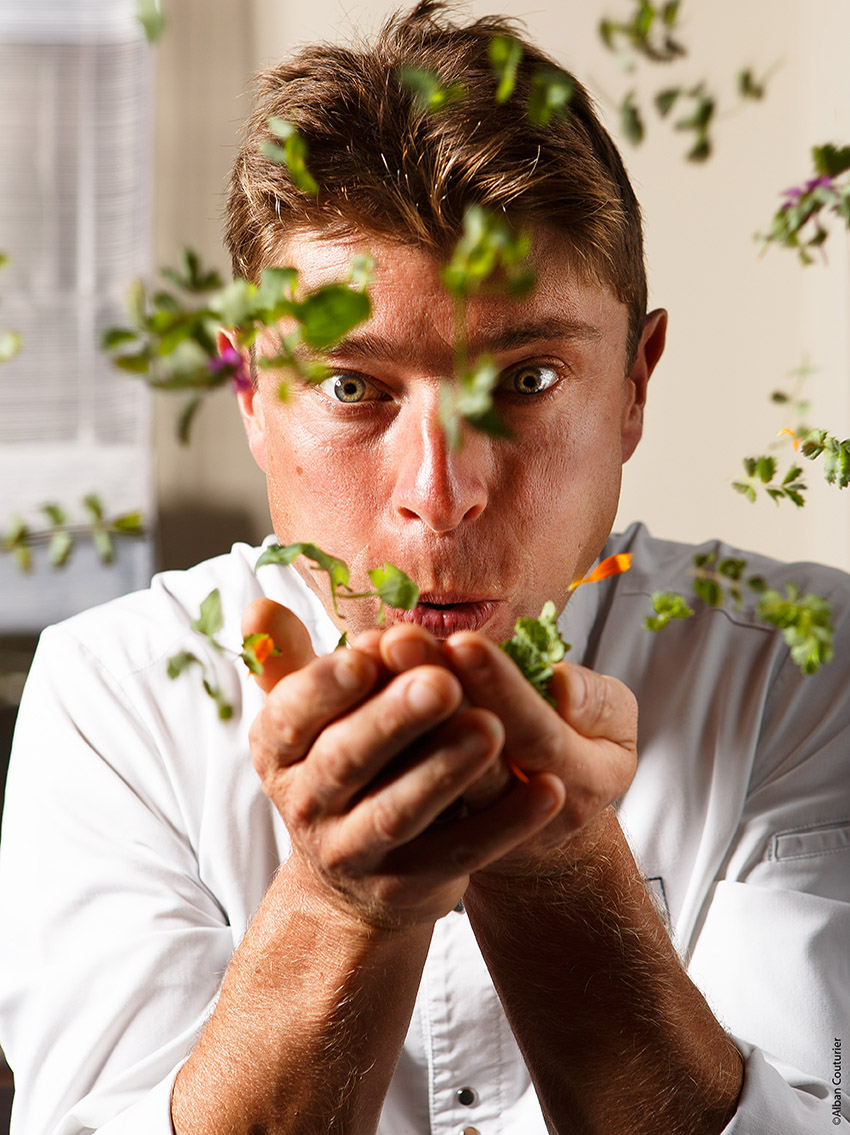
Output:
[171, 855, 433, 1135]
[463, 808, 744, 1135]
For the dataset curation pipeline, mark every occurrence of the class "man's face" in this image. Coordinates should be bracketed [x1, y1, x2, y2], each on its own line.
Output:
[237, 228, 664, 642]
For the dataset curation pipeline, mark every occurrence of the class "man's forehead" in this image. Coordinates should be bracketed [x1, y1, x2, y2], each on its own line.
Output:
[266, 225, 627, 355]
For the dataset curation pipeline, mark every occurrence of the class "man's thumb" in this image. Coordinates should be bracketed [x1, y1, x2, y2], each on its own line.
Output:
[241, 598, 317, 695]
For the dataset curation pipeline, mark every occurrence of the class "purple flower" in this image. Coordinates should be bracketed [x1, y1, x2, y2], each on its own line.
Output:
[208, 344, 252, 393]
[780, 175, 835, 208]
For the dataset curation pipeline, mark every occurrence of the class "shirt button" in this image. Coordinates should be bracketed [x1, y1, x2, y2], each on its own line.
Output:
[459, 1128, 480, 1135]
[456, 1086, 478, 1106]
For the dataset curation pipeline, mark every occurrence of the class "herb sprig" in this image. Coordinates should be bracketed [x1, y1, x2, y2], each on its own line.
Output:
[1, 496, 145, 572]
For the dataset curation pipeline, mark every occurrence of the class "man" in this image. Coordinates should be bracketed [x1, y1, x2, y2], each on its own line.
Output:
[1, 4, 848, 1133]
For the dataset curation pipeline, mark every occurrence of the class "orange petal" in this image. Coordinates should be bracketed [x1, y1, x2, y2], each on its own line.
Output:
[507, 757, 530, 784]
[778, 427, 800, 451]
[252, 633, 276, 666]
[569, 552, 632, 591]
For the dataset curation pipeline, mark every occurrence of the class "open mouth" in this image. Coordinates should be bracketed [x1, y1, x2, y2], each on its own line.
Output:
[387, 595, 499, 636]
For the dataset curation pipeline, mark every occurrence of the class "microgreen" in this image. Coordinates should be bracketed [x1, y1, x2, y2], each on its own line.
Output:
[261, 117, 319, 196]
[398, 67, 466, 114]
[439, 206, 535, 447]
[599, 1, 685, 64]
[168, 544, 420, 714]
[488, 34, 523, 103]
[734, 375, 850, 502]
[732, 457, 807, 507]
[135, 0, 165, 44]
[255, 543, 419, 620]
[1, 496, 145, 572]
[644, 591, 694, 631]
[759, 144, 850, 263]
[101, 251, 372, 442]
[751, 581, 834, 674]
[499, 601, 568, 705]
[0, 253, 21, 364]
[599, 2, 767, 163]
[644, 551, 836, 674]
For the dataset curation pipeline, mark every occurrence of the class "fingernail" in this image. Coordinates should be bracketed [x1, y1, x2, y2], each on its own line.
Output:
[334, 653, 368, 692]
[384, 636, 429, 672]
[406, 675, 445, 717]
[448, 638, 487, 674]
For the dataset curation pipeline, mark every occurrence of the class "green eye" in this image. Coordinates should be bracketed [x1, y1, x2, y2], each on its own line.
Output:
[319, 374, 369, 403]
[503, 364, 559, 396]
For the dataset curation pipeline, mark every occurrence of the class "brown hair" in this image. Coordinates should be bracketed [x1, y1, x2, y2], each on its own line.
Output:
[225, 1, 647, 361]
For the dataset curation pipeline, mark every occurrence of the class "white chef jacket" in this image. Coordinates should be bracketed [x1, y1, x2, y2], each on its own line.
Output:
[0, 523, 848, 1135]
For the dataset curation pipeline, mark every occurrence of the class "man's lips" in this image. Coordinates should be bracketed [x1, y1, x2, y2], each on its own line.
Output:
[387, 594, 500, 636]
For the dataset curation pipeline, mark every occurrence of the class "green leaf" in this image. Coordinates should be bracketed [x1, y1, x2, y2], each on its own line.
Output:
[620, 92, 644, 145]
[662, 0, 681, 27]
[262, 118, 319, 195]
[166, 650, 202, 680]
[177, 393, 203, 445]
[135, 0, 165, 43]
[655, 88, 680, 117]
[210, 278, 260, 329]
[202, 678, 234, 720]
[644, 590, 694, 632]
[83, 494, 104, 523]
[755, 456, 776, 484]
[686, 132, 711, 163]
[300, 543, 350, 592]
[528, 67, 573, 127]
[737, 69, 765, 100]
[756, 585, 834, 674]
[598, 18, 616, 51]
[47, 529, 73, 568]
[676, 90, 714, 133]
[255, 542, 306, 571]
[41, 503, 66, 527]
[160, 248, 223, 294]
[441, 206, 532, 298]
[294, 284, 371, 349]
[718, 558, 746, 581]
[693, 577, 722, 606]
[368, 563, 420, 612]
[0, 330, 22, 363]
[732, 481, 757, 503]
[12, 544, 32, 572]
[812, 143, 850, 178]
[499, 601, 569, 703]
[101, 327, 138, 350]
[240, 632, 280, 675]
[489, 34, 523, 103]
[92, 527, 114, 564]
[191, 588, 224, 639]
[112, 511, 145, 533]
[398, 67, 465, 114]
[114, 351, 153, 375]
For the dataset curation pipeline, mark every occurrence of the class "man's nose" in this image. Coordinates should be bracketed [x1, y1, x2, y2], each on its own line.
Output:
[390, 396, 490, 533]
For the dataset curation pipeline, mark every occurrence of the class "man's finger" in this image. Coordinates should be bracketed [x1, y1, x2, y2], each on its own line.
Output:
[241, 598, 317, 695]
[549, 662, 637, 745]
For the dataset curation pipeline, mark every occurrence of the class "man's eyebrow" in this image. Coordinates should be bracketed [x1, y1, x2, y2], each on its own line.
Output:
[468, 316, 604, 354]
[318, 317, 603, 363]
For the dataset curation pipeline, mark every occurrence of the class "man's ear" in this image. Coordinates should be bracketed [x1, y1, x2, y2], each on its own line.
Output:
[218, 329, 267, 473]
[621, 308, 667, 463]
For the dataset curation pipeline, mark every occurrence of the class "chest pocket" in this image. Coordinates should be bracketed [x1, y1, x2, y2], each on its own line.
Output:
[748, 819, 850, 902]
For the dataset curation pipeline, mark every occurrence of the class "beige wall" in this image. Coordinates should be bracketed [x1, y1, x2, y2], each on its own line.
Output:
[153, 0, 850, 571]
